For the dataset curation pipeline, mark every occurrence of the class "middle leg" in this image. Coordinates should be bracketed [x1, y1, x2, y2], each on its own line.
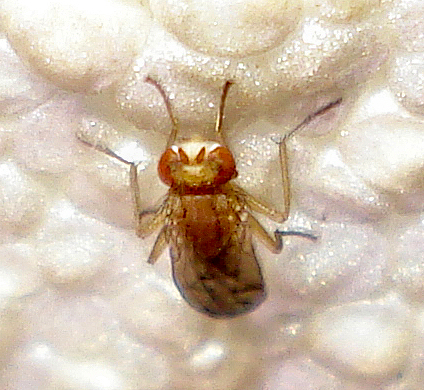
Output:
[248, 213, 317, 254]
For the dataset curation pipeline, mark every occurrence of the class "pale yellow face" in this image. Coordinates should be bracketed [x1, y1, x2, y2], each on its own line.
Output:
[158, 141, 237, 190]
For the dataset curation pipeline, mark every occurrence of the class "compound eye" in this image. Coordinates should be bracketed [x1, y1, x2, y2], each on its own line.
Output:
[208, 146, 237, 185]
[158, 148, 178, 186]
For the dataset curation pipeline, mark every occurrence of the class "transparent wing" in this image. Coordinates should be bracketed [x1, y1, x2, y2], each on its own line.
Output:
[169, 222, 266, 318]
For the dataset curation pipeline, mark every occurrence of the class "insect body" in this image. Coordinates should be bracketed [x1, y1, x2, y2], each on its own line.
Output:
[78, 77, 339, 318]
[157, 140, 267, 316]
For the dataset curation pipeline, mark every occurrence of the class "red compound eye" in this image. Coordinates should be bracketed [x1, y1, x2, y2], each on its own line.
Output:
[208, 146, 237, 185]
[158, 148, 178, 186]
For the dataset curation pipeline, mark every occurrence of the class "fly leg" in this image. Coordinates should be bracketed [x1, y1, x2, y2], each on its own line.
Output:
[76, 131, 166, 240]
[214, 80, 291, 221]
[246, 99, 344, 250]
[147, 226, 168, 264]
[239, 98, 343, 227]
[239, 135, 291, 223]
[264, 98, 344, 222]
[247, 213, 317, 254]
[285, 97, 342, 139]
[126, 160, 167, 238]
[233, 180, 289, 224]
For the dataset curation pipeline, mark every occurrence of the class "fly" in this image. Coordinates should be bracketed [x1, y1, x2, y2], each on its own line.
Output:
[77, 77, 341, 318]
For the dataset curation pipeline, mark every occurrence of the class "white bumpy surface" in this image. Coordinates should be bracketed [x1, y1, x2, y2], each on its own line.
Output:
[1, 0, 424, 389]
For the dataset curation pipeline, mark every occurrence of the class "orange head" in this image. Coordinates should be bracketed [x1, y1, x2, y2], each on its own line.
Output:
[158, 141, 237, 191]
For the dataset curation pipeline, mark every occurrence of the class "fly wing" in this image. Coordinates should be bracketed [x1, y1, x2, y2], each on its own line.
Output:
[169, 222, 266, 318]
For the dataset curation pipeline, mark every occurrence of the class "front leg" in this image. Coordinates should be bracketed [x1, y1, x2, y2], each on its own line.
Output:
[232, 135, 291, 224]
[233, 183, 288, 224]
[76, 131, 165, 239]
[128, 163, 167, 238]
[237, 98, 343, 224]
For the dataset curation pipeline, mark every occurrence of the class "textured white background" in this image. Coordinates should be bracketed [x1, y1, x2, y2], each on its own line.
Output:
[1, 0, 424, 389]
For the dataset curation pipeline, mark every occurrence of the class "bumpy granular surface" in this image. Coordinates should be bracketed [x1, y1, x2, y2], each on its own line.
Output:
[1, 0, 423, 389]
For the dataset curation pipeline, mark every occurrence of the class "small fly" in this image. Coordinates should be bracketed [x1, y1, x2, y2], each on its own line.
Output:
[77, 77, 341, 318]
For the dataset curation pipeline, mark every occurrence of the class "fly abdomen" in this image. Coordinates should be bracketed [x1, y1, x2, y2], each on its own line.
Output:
[170, 238, 266, 318]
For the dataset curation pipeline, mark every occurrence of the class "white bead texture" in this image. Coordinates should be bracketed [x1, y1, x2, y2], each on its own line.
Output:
[1, 0, 423, 389]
